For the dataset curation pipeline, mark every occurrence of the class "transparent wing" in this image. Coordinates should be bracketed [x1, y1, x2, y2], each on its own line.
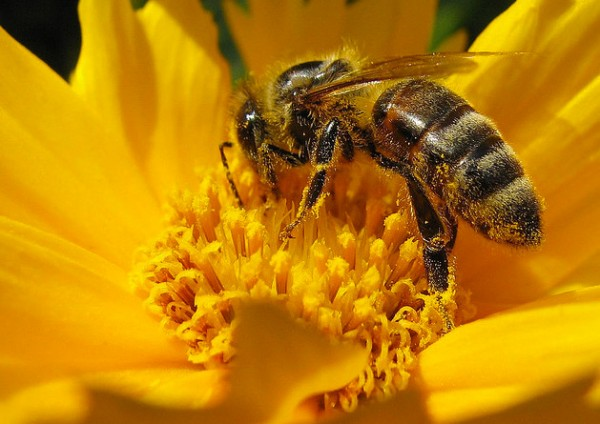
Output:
[303, 52, 506, 101]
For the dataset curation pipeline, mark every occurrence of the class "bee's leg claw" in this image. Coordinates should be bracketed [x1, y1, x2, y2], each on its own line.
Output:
[279, 226, 294, 242]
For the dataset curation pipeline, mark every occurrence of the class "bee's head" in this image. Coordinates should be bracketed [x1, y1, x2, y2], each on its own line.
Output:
[234, 91, 266, 169]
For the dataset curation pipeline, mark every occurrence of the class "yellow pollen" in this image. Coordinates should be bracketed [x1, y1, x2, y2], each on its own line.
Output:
[130, 153, 475, 411]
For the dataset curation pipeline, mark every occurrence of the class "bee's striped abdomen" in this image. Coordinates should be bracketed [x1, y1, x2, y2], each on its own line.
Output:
[375, 78, 543, 247]
[420, 103, 542, 246]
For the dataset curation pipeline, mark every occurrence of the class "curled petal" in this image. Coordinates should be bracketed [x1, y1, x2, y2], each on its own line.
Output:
[415, 287, 600, 421]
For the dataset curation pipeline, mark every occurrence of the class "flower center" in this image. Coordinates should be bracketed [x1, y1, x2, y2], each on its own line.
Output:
[131, 152, 475, 411]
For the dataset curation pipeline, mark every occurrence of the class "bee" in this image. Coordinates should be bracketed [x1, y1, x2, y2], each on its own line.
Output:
[220, 48, 543, 294]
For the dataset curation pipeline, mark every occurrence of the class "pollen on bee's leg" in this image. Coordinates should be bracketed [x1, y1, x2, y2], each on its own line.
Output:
[130, 153, 475, 412]
[436, 294, 456, 333]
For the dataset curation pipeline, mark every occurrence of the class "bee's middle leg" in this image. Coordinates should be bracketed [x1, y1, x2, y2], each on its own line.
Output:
[280, 118, 340, 240]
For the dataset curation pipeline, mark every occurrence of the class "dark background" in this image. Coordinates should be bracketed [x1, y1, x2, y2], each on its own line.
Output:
[0, 0, 514, 82]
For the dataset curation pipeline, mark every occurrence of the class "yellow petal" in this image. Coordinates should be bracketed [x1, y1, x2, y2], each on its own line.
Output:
[73, 0, 229, 197]
[0, 217, 185, 372]
[71, 0, 157, 166]
[0, 375, 87, 424]
[75, 303, 367, 423]
[225, 0, 436, 74]
[556, 250, 600, 293]
[460, 0, 600, 132]
[435, 28, 469, 52]
[84, 368, 226, 408]
[447, 374, 599, 423]
[0, 367, 227, 424]
[449, 0, 600, 306]
[225, 302, 368, 422]
[415, 286, 600, 421]
[224, 0, 344, 74]
[326, 389, 430, 424]
[337, 0, 436, 57]
[136, 0, 231, 195]
[0, 26, 162, 268]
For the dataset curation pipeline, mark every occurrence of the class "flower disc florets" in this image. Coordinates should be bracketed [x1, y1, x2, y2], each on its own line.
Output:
[131, 152, 474, 410]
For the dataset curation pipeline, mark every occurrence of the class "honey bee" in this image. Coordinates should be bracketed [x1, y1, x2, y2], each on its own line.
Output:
[220, 48, 542, 294]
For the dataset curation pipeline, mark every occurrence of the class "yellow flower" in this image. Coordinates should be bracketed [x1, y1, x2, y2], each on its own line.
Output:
[0, 0, 599, 423]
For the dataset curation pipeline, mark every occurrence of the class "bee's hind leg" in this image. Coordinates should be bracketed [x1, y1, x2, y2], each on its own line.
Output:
[407, 177, 458, 333]
[405, 176, 457, 293]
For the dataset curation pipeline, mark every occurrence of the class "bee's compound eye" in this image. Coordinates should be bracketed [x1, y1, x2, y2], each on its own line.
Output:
[236, 98, 266, 161]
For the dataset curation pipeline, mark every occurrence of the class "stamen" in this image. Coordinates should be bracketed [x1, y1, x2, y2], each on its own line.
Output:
[130, 153, 475, 411]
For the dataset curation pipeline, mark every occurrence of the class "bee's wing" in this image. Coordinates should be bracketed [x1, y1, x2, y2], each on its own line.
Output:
[304, 52, 500, 100]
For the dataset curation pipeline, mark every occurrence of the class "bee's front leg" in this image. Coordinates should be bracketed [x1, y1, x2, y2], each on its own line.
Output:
[220, 141, 245, 208]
